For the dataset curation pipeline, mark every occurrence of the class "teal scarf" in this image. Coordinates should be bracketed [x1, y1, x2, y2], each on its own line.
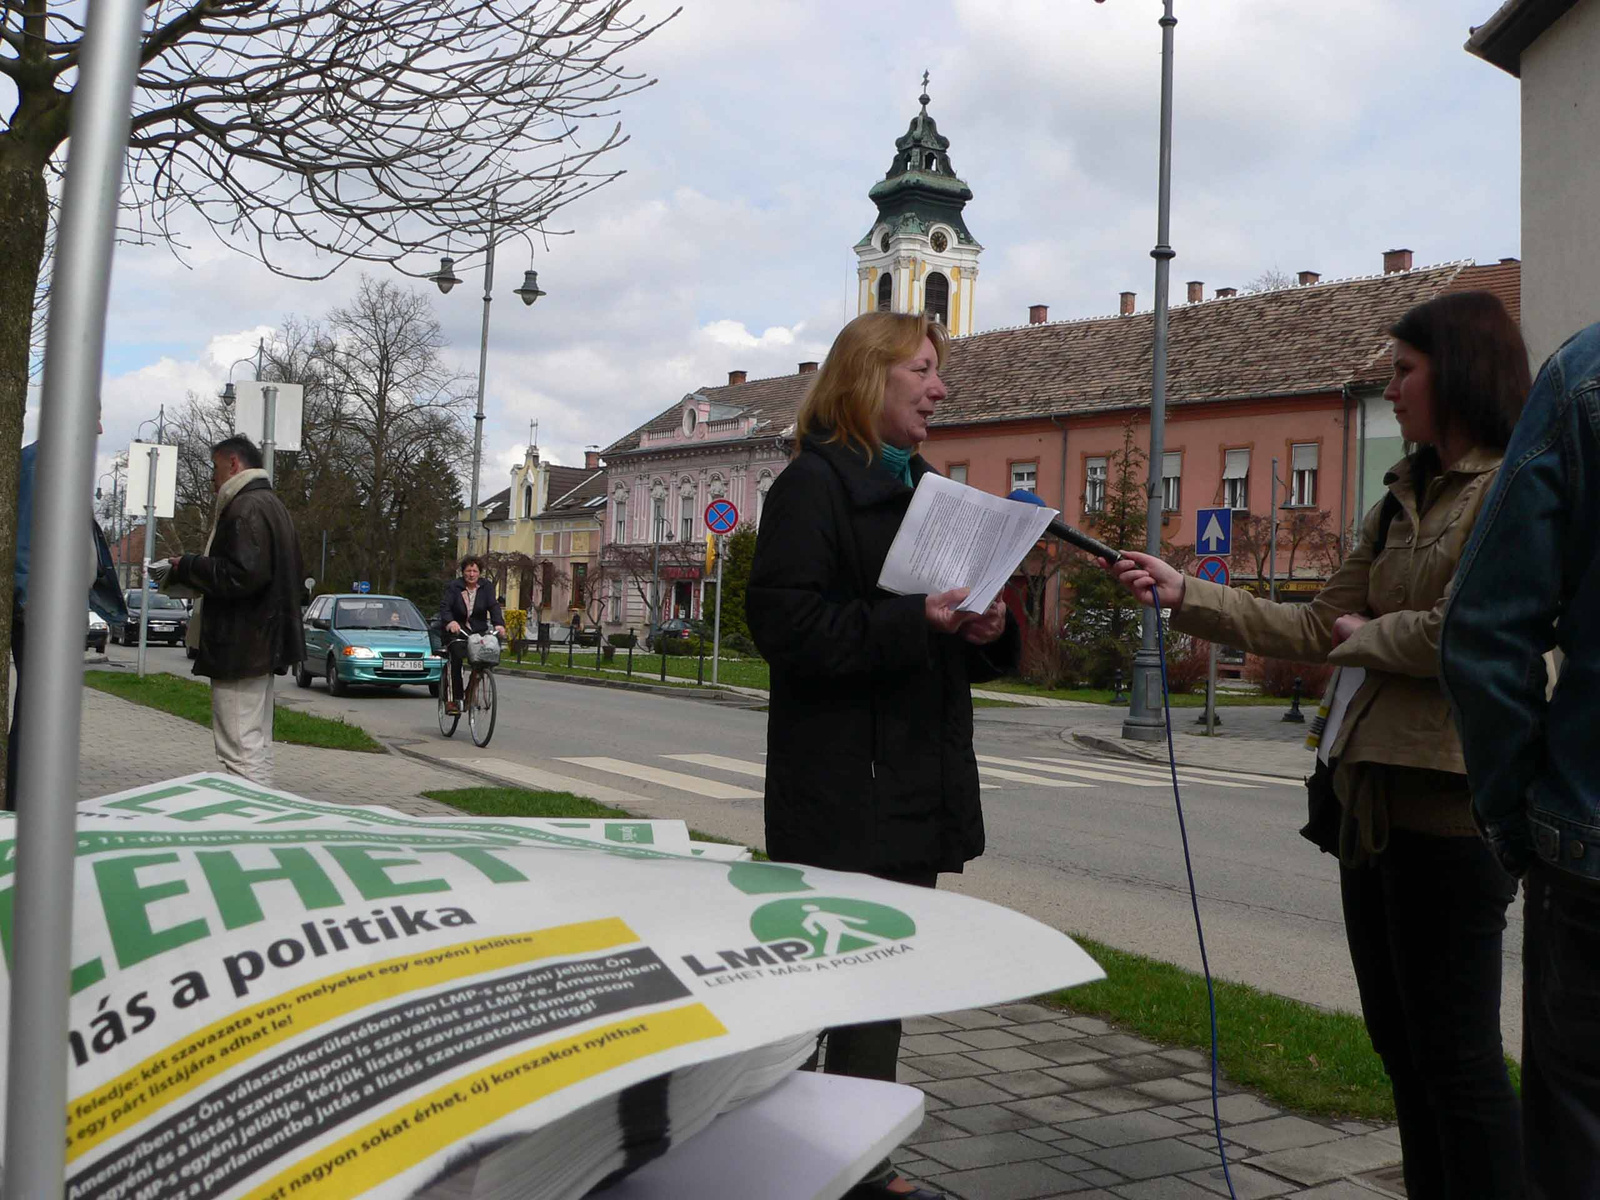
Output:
[878, 443, 914, 488]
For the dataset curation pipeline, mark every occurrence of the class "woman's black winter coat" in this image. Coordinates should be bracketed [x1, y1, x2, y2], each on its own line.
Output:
[747, 436, 1020, 876]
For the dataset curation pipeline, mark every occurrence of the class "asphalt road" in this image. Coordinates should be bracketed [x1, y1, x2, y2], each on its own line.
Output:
[105, 640, 1523, 1047]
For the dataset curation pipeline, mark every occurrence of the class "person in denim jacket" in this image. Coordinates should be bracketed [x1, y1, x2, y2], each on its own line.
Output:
[1440, 319, 1600, 1199]
[1109, 293, 1531, 1199]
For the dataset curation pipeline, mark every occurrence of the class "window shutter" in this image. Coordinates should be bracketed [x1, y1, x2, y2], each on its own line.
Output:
[1291, 443, 1318, 471]
[1223, 449, 1249, 479]
[1162, 452, 1182, 477]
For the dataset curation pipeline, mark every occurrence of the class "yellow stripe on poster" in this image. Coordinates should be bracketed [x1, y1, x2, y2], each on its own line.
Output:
[240, 1003, 727, 1200]
[68, 918, 635, 1161]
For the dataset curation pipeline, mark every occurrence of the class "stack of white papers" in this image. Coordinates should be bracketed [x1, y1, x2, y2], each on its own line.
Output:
[12, 775, 1102, 1199]
[878, 474, 1058, 613]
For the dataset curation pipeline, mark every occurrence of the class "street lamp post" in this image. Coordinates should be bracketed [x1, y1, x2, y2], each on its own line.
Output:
[432, 199, 546, 557]
[133, 407, 167, 678]
[1123, 0, 1180, 742]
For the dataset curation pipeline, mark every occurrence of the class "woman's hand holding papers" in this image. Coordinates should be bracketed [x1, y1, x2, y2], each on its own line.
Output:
[960, 597, 1008, 645]
[924, 587, 975, 634]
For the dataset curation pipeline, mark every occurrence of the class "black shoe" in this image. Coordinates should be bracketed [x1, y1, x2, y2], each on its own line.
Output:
[844, 1176, 945, 1200]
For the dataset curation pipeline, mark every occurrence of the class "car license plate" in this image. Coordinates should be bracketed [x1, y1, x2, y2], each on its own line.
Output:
[385, 660, 424, 672]
[151, 623, 175, 630]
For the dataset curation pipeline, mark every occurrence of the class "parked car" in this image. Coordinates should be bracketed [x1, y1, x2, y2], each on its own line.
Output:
[298, 594, 443, 697]
[86, 610, 108, 654]
[646, 617, 695, 650]
[117, 589, 189, 646]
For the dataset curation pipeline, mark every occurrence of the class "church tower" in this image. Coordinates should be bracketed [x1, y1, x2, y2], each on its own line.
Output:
[855, 76, 982, 335]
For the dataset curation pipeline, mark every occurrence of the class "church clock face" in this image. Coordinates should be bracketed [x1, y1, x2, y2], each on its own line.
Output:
[930, 231, 948, 253]
[879, 232, 891, 253]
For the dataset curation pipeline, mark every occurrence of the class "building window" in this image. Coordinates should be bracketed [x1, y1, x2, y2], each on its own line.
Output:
[877, 273, 892, 312]
[680, 493, 694, 543]
[1161, 452, 1182, 512]
[652, 496, 666, 540]
[756, 472, 774, 524]
[539, 561, 554, 608]
[523, 486, 533, 518]
[613, 502, 626, 545]
[1085, 457, 1107, 512]
[925, 272, 949, 325]
[1010, 462, 1038, 493]
[1223, 448, 1249, 511]
[572, 562, 587, 607]
[1291, 443, 1319, 506]
[946, 463, 968, 485]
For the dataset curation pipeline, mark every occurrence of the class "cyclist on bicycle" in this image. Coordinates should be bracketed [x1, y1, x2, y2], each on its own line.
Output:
[439, 556, 506, 715]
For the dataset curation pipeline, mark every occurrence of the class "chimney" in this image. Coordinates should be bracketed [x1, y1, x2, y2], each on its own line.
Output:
[1028, 304, 1049, 325]
[584, 448, 601, 470]
[1119, 291, 1136, 316]
[1215, 286, 1238, 299]
[797, 361, 818, 374]
[1185, 281, 1203, 304]
[1383, 248, 1413, 275]
[727, 369, 747, 386]
[1297, 270, 1320, 286]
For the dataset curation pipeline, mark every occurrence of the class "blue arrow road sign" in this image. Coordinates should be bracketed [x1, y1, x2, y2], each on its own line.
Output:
[353, 580, 370, 594]
[1196, 507, 1232, 556]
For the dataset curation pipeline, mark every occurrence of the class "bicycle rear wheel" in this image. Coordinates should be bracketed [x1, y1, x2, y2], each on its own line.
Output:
[437, 682, 460, 737]
[468, 670, 497, 748]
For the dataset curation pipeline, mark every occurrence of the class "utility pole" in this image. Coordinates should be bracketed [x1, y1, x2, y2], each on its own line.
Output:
[1269, 456, 1280, 603]
[1123, 0, 1179, 742]
[136, 405, 166, 679]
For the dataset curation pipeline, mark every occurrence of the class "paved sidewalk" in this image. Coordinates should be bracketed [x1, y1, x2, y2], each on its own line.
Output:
[1051, 703, 1316, 781]
[894, 1003, 1404, 1200]
[69, 683, 1403, 1198]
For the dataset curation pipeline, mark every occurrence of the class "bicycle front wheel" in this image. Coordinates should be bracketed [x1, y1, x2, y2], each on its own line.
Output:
[468, 670, 497, 748]
[438, 684, 460, 738]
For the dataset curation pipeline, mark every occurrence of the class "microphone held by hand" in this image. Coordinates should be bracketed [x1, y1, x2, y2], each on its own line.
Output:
[1006, 489, 1123, 563]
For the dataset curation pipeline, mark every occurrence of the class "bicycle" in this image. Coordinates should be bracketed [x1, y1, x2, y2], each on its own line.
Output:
[437, 634, 498, 748]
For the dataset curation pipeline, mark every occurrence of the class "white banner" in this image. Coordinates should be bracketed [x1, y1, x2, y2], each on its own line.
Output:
[123, 442, 178, 520]
[1, 775, 1101, 1199]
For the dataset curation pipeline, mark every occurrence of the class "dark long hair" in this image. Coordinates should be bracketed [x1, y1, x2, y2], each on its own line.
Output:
[1388, 291, 1530, 453]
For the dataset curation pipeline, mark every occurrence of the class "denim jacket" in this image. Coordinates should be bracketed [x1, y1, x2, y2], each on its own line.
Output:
[12, 441, 127, 628]
[1440, 321, 1600, 882]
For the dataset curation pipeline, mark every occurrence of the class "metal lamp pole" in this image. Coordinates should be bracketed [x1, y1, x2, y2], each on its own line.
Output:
[3, 1, 143, 1193]
[1123, 0, 1179, 742]
[433, 198, 545, 557]
[135, 406, 167, 679]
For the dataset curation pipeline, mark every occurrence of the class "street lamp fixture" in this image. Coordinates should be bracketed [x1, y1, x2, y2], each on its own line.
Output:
[513, 270, 545, 307]
[432, 256, 462, 295]
[218, 345, 264, 407]
[431, 202, 547, 556]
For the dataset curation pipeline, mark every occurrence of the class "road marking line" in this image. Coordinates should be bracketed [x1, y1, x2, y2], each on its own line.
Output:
[558, 757, 762, 800]
[976, 765, 1091, 788]
[665, 753, 766, 779]
[977, 754, 1167, 787]
[1031, 756, 1285, 788]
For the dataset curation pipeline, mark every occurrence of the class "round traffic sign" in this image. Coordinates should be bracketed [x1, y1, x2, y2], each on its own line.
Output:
[704, 498, 740, 534]
[1195, 555, 1230, 586]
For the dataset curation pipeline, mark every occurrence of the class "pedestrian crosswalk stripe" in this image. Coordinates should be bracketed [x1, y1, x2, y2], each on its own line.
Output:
[556, 757, 762, 800]
[1032, 755, 1296, 789]
[976, 765, 1091, 789]
[1022, 755, 1258, 790]
[977, 754, 1169, 787]
[665, 753, 766, 779]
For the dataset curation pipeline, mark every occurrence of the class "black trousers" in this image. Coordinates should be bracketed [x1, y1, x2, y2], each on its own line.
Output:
[447, 637, 468, 702]
[1340, 829, 1523, 1199]
[811, 867, 937, 1186]
[1522, 865, 1600, 1200]
[6, 611, 22, 812]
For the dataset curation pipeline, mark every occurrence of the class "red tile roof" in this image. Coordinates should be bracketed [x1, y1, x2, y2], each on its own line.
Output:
[604, 260, 1514, 450]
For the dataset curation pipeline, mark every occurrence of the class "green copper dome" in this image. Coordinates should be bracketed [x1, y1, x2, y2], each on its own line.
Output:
[858, 83, 979, 250]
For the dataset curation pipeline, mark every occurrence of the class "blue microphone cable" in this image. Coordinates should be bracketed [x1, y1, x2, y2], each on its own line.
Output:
[1149, 580, 1238, 1199]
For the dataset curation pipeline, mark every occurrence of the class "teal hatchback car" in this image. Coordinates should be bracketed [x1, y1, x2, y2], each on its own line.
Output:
[296, 594, 443, 697]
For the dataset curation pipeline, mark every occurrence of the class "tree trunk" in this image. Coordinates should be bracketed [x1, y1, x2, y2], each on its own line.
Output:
[0, 156, 52, 805]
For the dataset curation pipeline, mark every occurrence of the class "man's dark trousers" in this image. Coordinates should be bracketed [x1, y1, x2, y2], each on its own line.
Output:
[1523, 866, 1600, 1199]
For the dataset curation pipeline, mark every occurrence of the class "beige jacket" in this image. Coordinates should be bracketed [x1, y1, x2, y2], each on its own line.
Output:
[1171, 448, 1502, 777]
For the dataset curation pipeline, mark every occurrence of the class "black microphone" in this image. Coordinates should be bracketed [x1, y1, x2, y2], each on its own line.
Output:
[1007, 489, 1123, 564]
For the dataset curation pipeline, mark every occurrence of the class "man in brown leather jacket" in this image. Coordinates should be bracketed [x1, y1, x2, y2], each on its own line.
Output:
[167, 436, 306, 785]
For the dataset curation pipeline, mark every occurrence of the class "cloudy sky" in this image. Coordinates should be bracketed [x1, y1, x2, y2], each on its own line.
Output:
[61, 0, 1521, 504]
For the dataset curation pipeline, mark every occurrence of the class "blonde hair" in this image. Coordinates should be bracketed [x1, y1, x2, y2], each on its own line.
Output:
[795, 312, 949, 459]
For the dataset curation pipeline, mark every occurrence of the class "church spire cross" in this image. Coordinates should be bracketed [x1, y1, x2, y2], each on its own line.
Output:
[919, 70, 930, 113]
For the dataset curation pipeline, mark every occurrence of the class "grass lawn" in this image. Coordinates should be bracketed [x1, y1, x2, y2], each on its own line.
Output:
[84, 669, 383, 753]
[424, 786, 763, 857]
[983, 678, 1290, 708]
[498, 652, 771, 690]
[1044, 936, 1519, 1120]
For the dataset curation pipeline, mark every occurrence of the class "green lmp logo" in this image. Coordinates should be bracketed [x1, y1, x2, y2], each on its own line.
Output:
[749, 898, 916, 959]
